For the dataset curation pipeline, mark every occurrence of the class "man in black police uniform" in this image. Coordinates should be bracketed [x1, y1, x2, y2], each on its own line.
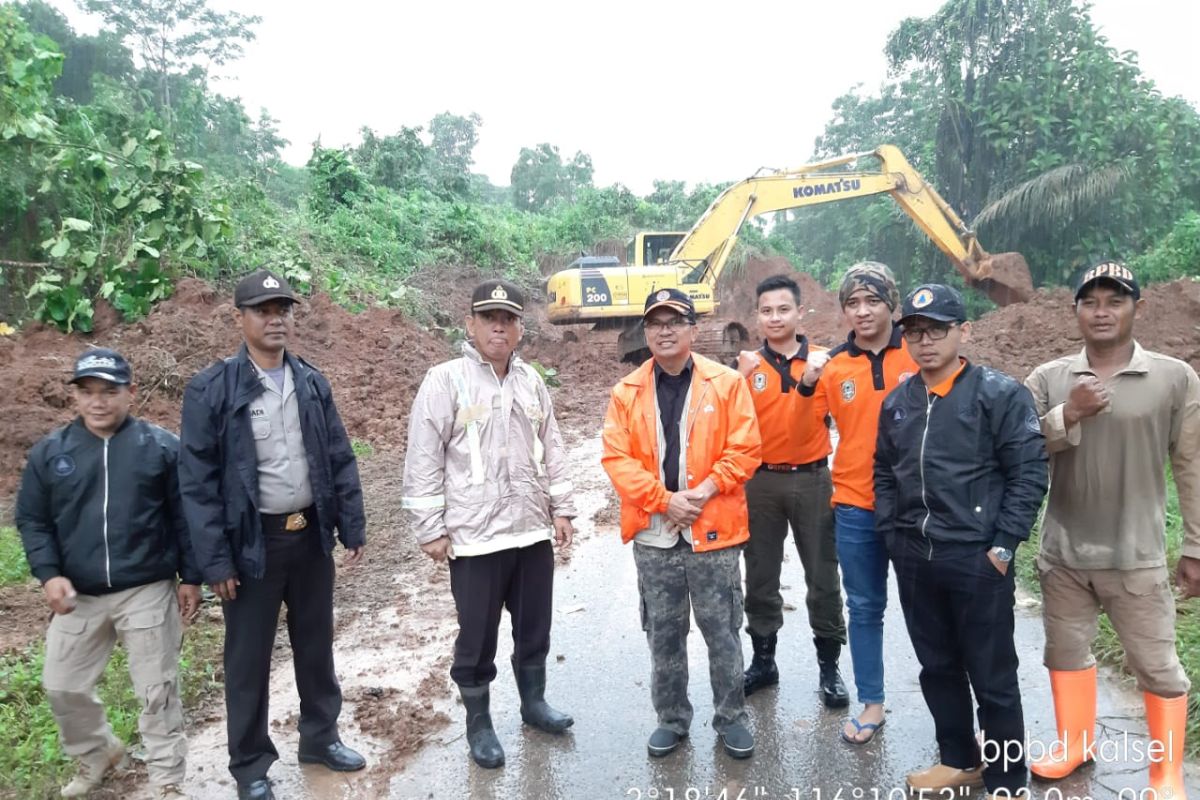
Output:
[179, 270, 367, 800]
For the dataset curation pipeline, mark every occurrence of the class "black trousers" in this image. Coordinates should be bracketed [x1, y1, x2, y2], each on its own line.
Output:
[448, 540, 554, 687]
[223, 524, 341, 785]
[890, 536, 1027, 793]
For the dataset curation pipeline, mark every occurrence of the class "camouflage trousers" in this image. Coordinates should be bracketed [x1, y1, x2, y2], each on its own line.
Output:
[633, 540, 748, 735]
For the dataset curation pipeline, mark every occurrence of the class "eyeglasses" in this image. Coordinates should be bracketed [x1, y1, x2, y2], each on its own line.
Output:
[644, 318, 693, 333]
[901, 322, 957, 343]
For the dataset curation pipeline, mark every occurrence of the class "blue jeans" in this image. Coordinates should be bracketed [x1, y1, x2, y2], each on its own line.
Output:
[834, 504, 889, 705]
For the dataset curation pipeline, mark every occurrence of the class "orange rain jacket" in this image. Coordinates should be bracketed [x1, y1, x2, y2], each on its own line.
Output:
[601, 353, 762, 552]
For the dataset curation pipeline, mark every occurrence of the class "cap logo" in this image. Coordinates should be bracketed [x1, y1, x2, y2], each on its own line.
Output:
[912, 288, 934, 309]
[78, 355, 117, 370]
[262, 276, 281, 289]
[655, 290, 670, 302]
[490, 284, 508, 301]
[1083, 262, 1133, 284]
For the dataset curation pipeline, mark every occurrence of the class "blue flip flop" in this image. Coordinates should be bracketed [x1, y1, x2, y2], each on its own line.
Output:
[840, 716, 885, 745]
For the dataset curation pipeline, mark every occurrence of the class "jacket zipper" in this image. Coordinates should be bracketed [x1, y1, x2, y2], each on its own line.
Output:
[919, 391, 935, 560]
[102, 438, 112, 588]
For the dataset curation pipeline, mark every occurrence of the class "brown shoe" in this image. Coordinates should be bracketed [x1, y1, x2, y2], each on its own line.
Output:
[905, 763, 985, 791]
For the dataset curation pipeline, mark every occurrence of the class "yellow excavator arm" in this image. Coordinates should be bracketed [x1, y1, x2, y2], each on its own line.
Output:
[668, 145, 1032, 304]
[544, 145, 1033, 360]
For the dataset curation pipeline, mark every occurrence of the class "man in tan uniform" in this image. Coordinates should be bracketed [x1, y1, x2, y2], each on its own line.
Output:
[402, 279, 576, 770]
[1024, 262, 1199, 799]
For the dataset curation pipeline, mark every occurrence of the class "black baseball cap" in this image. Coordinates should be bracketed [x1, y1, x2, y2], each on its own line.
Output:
[1074, 260, 1140, 302]
[234, 269, 299, 308]
[643, 287, 695, 319]
[471, 279, 525, 316]
[900, 284, 967, 324]
[71, 348, 132, 385]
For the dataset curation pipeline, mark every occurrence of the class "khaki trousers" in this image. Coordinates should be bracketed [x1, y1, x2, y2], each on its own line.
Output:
[42, 579, 186, 786]
[1039, 561, 1189, 697]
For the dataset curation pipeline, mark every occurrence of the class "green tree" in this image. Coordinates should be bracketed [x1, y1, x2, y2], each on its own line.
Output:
[510, 142, 594, 212]
[17, 0, 132, 104]
[352, 125, 428, 193]
[76, 0, 260, 131]
[428, 111, 481, 198]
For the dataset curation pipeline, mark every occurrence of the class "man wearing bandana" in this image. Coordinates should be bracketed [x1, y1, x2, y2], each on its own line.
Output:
[798, 262, 917, 744]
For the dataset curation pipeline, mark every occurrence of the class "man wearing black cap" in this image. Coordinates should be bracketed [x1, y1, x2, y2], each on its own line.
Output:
[874, 284, 1047, 799]
[1024, 262, 1199, 798]
[17, 348, 201, 800]
[178, 269, 366, 800]
[601, 288, 762, 760]
[402, 278, 577, 769]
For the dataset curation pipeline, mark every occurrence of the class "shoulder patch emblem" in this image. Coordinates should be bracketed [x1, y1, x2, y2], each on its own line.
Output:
[752, 372, 767, 393]
[1025, 411, 1043, 434]
[893, 407, 907, 422]
[52, 454, 75, 477]
[841, 378, 856, 402]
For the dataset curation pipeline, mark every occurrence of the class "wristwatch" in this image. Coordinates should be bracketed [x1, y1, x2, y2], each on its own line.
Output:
[990, 546, 1014, 563]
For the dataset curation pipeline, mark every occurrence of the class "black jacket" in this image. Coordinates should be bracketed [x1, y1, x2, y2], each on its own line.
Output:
[15, 416, 202, 595]
[874, 361, 1048, 554]
[178, 346, 365, 583]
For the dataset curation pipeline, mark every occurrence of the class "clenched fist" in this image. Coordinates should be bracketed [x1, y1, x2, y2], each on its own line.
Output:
[1064, 375, 1109, 426]
[802, 351, 831, 388]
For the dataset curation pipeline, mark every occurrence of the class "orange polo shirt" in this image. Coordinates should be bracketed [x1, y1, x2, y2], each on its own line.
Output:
[926, 359, 966, 398]
[744, 336, 832, 466]
[802, 326, 917, 510]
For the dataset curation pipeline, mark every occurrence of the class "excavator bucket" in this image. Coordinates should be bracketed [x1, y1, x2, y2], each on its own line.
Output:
[975, 252, 1035, 306]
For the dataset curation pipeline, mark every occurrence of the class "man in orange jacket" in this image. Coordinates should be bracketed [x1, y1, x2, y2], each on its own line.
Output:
[602, 288, 762, 760]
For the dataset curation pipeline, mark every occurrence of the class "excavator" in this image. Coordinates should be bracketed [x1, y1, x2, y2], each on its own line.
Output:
[545, 145, 1034, 362]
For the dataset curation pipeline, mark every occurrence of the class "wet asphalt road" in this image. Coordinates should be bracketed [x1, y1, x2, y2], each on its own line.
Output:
[385, 528, 1199, 800]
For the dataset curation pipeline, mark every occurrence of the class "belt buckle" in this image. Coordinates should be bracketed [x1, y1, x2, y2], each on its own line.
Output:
[284, 512, 307, 532]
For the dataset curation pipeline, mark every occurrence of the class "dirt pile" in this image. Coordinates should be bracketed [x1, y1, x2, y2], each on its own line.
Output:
[0, 278, 452, 498]
[965, 278, 1200, 380]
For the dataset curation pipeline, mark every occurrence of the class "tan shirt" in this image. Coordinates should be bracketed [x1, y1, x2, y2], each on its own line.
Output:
[1025, 342, 1200, 570]
[249, 363, 313, 514]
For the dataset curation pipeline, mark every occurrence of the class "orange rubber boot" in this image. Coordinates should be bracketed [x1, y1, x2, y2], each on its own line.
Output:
[1145, 692, 1188, 800]
[1031, 666, 1097, 780]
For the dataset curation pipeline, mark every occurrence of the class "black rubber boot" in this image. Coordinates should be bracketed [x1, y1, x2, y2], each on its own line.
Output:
[513, 659, 574, 733]
[814, 637, 850, 708]
[459, 685, 505, 768]
[743, 632, 779, 697]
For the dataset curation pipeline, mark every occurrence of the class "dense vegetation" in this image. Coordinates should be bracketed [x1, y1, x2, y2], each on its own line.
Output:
[3, 0, 1198, 333]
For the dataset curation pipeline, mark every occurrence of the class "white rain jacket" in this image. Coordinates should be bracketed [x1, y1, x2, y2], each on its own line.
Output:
[401, 342, 576, 556]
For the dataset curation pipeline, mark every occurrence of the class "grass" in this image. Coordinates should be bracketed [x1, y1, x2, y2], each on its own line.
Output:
[1017, 473, 1199, 757]
[0, 607, 225, 798]
[350, 438, 375, 459]
[0, 527, 30, 587]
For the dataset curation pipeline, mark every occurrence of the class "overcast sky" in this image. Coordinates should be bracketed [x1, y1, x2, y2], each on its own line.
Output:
[47, 0, 1199, 194]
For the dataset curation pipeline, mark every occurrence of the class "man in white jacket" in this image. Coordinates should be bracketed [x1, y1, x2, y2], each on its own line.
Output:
[401, 279, 577, 769]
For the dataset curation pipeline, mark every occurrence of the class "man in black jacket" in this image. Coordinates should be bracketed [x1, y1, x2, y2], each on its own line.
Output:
[874, 285, 1048, 799]
[178, 270, 367, 800]
[16, 348, 201, 800]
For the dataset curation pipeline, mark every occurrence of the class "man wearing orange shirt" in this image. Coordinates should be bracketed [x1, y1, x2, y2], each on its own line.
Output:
[798, 262, 915, 744]
[735, 275, 847, 706]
